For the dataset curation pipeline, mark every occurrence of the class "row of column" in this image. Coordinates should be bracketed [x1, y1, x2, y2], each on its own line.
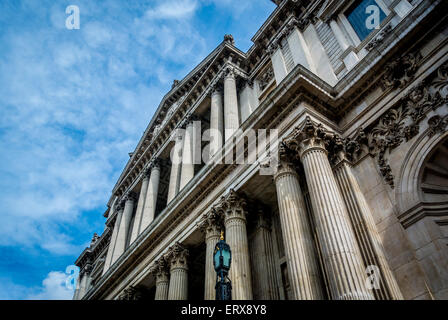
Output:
[167, 65, 241, 202]
[152, 243, 189, 300]
[117, 116, 403, 301]
[209, 67, 240, 158]
[275, 116, 402, 300]
[104, 160, 162, 272]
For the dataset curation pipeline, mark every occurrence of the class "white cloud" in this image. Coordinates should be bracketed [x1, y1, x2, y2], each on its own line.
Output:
[0, 0, 208, 256]
[144, 0, 198, 20]
[27, 271, 74, 300]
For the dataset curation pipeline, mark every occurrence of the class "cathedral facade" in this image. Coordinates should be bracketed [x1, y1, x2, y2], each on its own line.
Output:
[74, 0, 448, 300]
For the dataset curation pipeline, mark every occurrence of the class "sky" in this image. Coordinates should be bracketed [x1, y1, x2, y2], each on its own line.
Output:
[0, 0, 276, 299]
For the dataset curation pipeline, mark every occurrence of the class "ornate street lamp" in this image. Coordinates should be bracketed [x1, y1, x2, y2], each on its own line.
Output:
[214, 231, 232, 300]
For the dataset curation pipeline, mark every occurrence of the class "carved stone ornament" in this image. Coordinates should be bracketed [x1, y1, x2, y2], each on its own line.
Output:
[258, 64, 275, 92]
[381, 51, 423, 90]
[427, 115, 448, 137]
[118, 286, 141, 301]
[151, 257, 170, 280]
[282, 116, 335, 159]
[224, 34, 235, 46]
[366, 24, 392, 51]
[214, 189, 248, 220]
[344, 62, 448, 188]
[166, 242, 189, 269]
[198, 207, 224, 235]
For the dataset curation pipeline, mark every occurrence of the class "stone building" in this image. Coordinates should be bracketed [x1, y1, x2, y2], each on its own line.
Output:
[73, 0, 448, 300]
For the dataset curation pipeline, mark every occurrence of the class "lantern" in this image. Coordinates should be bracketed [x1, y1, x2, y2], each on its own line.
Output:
[214, 231, 232, 300]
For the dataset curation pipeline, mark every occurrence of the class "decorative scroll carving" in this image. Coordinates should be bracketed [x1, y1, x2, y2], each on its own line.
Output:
[151, 256, 170, 280]
[381, 51, 423, 90]
[282, 116, 334, 158]
[90, 233, 100, 247]
[427, 115, 448, 137]
[214, 189, 248, 220]
[258, 65, 275, 91]
[166, 242, 189, 269]
[123, 191, 137, 203]
[366, 24, 392, 51]
[345, 62, 448, 188]
[224, 34, 235, 46]
[118, 286, 141, 301]
[198, 207, 224, 235]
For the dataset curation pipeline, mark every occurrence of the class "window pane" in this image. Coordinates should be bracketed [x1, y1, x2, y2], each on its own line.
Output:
[346, 0, 387, 41]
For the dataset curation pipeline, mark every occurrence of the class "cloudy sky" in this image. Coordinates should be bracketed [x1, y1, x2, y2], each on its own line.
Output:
[0, 0, 275, 299]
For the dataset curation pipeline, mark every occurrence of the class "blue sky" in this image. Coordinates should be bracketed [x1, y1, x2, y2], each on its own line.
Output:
[0, 0, 275, 299]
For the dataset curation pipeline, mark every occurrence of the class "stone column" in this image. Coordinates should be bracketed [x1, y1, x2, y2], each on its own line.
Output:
[140, 160, 161, 231]
[199, 208, 223, 300]
[167, 243, 189, 300]
[272, 148, 324, 300]
[179, 119, 195, 191]
[103, 202, 122, 274]
[111, 193, 136, 263]
[331, 143, 403, 299]
[167, 129, 184, 203]
[249, 207, 280, 300]
[285, 116, 373, 300]
[77, 264, 92, 299]
[152, 257, 170, 300]
[223, 67, 240, 141]
[329, 19, 350, 51]
[130, 170, 150, 243]
[209, 87, 224, 158]
[217, 189, 253, 300]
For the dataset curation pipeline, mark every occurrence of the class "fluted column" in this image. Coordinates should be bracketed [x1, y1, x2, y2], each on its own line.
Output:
[77, 264, 92, 299]
[272, 150, 324, 300]
[103, 202, 122, 273]
[112, 193, 136, 263]
[130, 170, 150, 243]
[167, 243, 189, 300]
[140, 160, 161, 231]
[250, 207, 280, 300]
[209, 87, 224, 158]
[167, 129, 184, 203]
[329, 19, 350, 51]
[152, 257, 170, 300]
[223, 67, 240, 141]
[179, 120, 195, 190]
[332, 153, 403, 300]
[199, 208, 223, 300]
[217, 189, 252, 300]
[286, 117, 373, 300]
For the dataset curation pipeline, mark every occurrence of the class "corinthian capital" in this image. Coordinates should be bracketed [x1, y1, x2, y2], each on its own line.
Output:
[283, 116, 335, 159]
[151, 256, 169, 281]
[123, 191, 137, 203]
[198, 207, 223, 237]
[215, 189, 248, 221]
[166, 242, 189, 270]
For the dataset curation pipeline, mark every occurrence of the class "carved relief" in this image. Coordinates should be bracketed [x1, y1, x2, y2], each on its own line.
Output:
[346, 62, 448, 188]
[366, 24, 392, 51]
[381, 51, 423, 89]
[166, 242, 189, 270]
[214, 189, 248, 221]
[118, 286, 141, 300]
[427, 115, 448, 137]
[258, 64, 275, 92]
